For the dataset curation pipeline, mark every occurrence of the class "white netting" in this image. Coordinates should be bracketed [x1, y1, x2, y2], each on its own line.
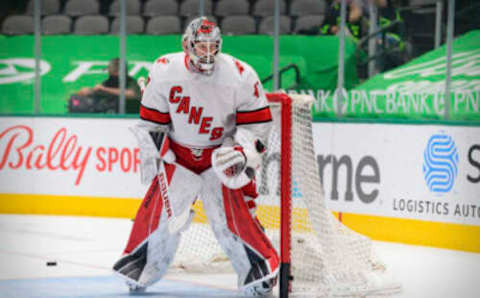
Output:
[279, 94, 400, 296]
[170, 93, 400, 297]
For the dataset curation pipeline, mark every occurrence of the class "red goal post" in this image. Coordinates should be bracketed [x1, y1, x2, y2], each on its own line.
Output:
[266, 93, 293, 298]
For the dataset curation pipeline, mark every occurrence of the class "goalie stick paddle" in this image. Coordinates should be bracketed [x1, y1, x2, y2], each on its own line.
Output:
[146, 128, 192, 235]
[130, 123, 192, 235]
[157, 159, 191, 234]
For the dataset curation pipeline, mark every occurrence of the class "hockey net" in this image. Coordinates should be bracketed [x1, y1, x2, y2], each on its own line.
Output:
[170, 93, 400, 297]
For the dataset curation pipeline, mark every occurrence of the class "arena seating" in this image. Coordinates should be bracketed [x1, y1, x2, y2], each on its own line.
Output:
[1, 0, 332, 35]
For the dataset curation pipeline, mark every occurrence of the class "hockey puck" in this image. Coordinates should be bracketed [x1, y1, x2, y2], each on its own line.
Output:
[46, 261, 57, 266]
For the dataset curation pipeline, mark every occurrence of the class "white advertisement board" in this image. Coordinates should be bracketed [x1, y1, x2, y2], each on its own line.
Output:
[0, 117, 147, 198]
[313, 123, 480, 226]
[1, 117, 479, 226]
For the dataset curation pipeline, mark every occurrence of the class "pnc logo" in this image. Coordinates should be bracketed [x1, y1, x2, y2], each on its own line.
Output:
[0, 58, 51, 84]
[423, 132, 459, 194]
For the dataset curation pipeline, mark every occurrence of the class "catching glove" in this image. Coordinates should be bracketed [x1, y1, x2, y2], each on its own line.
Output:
[211, 128, 265, 189]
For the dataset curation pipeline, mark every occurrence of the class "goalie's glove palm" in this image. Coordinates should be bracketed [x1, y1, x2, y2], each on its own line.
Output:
[212, 147, 251, 189]
[212, 128, 264, 189]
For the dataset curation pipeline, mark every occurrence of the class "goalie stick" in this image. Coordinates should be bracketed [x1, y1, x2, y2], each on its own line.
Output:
[156, 157, 192, 234]
[134, 74, 195, 235]
[130, 123, 192, 235]
[113, 131, 197, 288]
[149, 129, 194, 235]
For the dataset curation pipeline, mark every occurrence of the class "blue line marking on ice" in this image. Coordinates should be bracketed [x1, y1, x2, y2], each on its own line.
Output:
[0, 275, 241, 298]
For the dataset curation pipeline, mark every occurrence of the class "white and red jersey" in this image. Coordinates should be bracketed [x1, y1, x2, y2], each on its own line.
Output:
[139, 52, 272, 150]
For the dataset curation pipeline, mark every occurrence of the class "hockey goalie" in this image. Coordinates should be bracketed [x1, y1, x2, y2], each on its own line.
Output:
[112, 17, 279, 296]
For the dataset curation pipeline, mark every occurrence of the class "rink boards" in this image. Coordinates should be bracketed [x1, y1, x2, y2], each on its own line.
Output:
[0, 116, 479, 252]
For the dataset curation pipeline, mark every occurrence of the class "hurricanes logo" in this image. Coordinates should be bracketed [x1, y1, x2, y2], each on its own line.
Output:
[0, 58, 51, 84]
[423, 132, 459, 194]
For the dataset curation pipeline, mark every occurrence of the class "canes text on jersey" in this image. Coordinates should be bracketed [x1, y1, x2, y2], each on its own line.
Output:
[169, 86, 224, 141]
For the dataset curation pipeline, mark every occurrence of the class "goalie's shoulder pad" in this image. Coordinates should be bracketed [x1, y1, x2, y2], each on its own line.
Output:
[150, 53, 183, 80]
[220, 53, 257, 81]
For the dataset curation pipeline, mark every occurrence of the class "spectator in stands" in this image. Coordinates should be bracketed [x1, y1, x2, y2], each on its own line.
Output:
[319, 0, 364, 41]
[368, 0, 408, 70]
[312, 0, 408, 73]
[71, 58, 141, 113]
[297, 0, 364, 40]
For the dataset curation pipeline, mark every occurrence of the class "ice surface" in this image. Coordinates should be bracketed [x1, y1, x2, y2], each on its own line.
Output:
[0, 214, 478, 298]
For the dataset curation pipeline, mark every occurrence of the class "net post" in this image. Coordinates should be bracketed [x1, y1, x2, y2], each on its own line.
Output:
[280, 94, 292, 298]
[267, 93, 293, 298]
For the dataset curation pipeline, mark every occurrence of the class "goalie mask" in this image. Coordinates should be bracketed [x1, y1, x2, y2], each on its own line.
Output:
[183, 17, 222, 75]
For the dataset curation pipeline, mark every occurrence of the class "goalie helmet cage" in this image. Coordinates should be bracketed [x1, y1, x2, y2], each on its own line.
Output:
[171, 93, 400, 297]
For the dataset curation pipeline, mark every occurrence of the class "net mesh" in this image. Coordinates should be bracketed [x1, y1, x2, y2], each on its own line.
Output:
[170, 93, 399, 296]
